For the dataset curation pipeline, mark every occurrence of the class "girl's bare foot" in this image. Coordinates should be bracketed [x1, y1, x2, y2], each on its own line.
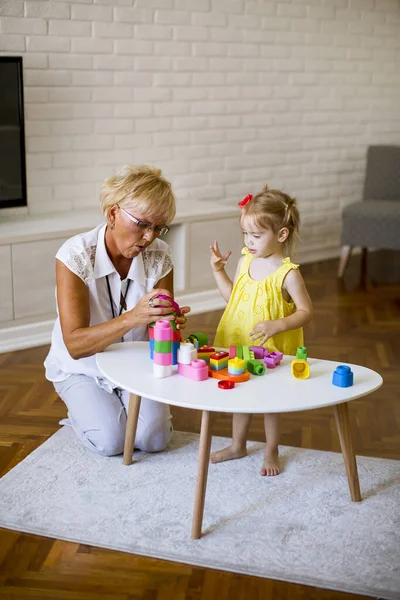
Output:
[260, 448, 280, 476]
[210, 445, 247, 464]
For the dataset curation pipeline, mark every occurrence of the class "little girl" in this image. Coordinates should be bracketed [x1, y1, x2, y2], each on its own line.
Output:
[210, 185, 313, 476]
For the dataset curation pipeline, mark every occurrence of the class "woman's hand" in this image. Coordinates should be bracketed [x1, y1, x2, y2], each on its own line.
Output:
[210, 240, 232, 273]
[127, 289, 177, 327]
[249, 320, 280, 346]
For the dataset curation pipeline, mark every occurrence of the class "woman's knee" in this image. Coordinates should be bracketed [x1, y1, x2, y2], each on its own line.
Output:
[138, 418, 172, 453]
[84, 427, 125, 456]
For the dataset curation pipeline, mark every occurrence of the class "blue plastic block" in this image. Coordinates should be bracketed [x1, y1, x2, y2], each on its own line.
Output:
[332, 365, 354, 388]
[172, 340, 180, 365]
[150, 338, 154, 360]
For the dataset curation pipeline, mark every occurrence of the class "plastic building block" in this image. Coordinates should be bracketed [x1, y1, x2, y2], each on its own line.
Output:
[296, 346, 308, 360]
[218, 380, 235, 390]
[178, 359, 208, 381]
[190, 332, 208, 347]
[264, 351, 283, 369]
[208, 368, 250, 383]
[236, 346, 243, 359]
[242, 345, 250, 363]
[177, 342, 197, 365]
[229, 345, 237, 359]
[172, 340, 180, 366]
[332, 365, 354, 388]
[247, 359, 266, 376]
[154, 339, 172, 353]
[250, 346, 265, 360]
[154, 351, 173, 366]
[197, 346, 215, 363]
[154, 294, 181, 314]
[210, 351, 229, 371]
[291, 359, 310, 379]
[153, 319, 173, 341]
[149, 338, 154, 360]
[228, 357, 245, 375]
[153, 364, 173, 378]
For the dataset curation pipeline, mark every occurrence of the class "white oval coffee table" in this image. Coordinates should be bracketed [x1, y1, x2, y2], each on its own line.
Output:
[97, 342, 383, 539]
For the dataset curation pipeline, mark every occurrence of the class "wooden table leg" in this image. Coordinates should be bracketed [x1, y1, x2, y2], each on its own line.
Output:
[333, 402, 361, 502]
[123, 394, 141, 466]
[191, 410, 214, 539]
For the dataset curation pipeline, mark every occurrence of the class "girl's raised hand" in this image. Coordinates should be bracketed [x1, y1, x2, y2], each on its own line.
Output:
[210, 240, 232, 273]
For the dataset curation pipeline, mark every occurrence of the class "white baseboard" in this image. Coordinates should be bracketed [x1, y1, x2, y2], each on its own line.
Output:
[0, 289, 225, 354]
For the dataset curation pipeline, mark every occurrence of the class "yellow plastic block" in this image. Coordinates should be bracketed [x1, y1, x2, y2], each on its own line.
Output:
[291, 359, 310, 380]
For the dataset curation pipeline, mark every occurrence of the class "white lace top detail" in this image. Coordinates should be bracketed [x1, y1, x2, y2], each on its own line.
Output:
[64, 246, 97, 284]
[142, 248, 173, 282]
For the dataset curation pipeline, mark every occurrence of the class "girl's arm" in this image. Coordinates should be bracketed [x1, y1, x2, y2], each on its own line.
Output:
[57, 260, 176, 360]
[250, 269, 313, 345]
[210, 240, 237, 303]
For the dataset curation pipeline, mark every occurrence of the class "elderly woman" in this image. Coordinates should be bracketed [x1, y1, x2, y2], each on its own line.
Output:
[44, 165, 190, 457]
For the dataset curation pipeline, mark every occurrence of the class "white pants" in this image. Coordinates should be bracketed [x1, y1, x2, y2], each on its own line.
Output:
[54, 374, 172, 457]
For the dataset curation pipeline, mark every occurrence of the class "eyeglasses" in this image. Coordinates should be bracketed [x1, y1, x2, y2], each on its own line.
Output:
[120, 207, 170, 237]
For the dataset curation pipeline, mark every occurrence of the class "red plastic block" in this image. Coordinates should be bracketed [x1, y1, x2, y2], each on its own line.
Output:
[218, 380, 235, 389]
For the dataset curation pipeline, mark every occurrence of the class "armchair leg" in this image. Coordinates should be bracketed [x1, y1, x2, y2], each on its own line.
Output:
[338, 245, 353, 279]
[360, 247, 368, 289]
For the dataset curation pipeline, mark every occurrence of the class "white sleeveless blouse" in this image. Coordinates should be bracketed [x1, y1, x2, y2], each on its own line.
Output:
[44, 223, 173, 392]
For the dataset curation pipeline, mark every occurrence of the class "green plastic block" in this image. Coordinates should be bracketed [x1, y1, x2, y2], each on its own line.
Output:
[192, 332, 208, 347]
[247, 359, 266, 376]
[296, 346, 307, 360]
[236, 346, 243, 359]
[154, 340, 172, 353]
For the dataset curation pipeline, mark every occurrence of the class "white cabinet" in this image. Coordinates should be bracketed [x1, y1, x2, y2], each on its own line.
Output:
[12, 238, 66, 319]
[0, 201, 240, 351]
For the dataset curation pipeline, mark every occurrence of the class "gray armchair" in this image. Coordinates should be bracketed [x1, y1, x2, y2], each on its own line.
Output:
[338, 145, 400, 283]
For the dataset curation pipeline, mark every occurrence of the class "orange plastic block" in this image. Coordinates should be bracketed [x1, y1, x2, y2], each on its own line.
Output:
[208, 367, 250, 383]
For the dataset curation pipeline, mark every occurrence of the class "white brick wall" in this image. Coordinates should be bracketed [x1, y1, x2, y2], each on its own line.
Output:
[1, 0, 400, 258]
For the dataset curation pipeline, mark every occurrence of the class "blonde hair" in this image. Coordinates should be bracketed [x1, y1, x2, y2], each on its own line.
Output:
[240, 185, 300, 254]
[100, 165, 176, 224]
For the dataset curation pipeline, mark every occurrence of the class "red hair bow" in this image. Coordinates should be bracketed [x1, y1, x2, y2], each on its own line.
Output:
[238, 194, 253, 209]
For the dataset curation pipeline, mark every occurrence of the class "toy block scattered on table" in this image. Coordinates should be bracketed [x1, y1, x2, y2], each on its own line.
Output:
[208, 367, 250, 383]
[291, 359, 310, 379]
[228, 357, 245, 375]
[197, 345, 215, 363]
[178, 342, 197, 365]
[178, 358, 208, 381]
[264, 351, 283, 369]
[247, 359, 266, 376]
[296, 346, 308, 360]
[210, 351, 229, 371]
[250, 346, 265, 360]
[332, 365, 354, 387]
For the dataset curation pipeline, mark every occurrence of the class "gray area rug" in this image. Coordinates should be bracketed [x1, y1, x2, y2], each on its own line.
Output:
[0, 427, 399, 599]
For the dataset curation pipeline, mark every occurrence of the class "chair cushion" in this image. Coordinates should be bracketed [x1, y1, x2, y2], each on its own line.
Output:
[341, 200, 400, 249]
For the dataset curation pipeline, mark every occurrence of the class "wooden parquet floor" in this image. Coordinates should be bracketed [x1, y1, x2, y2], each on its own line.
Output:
[0, 256, 399, 600]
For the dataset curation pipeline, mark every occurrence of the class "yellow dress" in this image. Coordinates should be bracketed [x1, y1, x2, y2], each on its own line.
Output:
[214, 248, 303, 356]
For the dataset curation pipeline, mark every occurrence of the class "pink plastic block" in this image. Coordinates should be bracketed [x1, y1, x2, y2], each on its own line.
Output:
[229, 345, 237, 359]
[154, 294, 181, 314]
[178, 359, 208, 381]
[250, 346, 264, 359]
[154, 319, 173, 342]
[154, 351, 172, 366]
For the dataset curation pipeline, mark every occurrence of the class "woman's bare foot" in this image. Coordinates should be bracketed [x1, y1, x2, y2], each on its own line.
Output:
[210, 444, 247, 464]
[260, 448, 280, 476]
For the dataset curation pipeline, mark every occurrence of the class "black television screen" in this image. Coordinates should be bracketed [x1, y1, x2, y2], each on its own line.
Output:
[0, 57, 27, 209]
